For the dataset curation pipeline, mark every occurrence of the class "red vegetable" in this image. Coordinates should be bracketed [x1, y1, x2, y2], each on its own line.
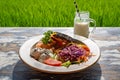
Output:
[81, 45, 90, 52]
[58, 45, 87, 62]
[43, 58, 62, 66]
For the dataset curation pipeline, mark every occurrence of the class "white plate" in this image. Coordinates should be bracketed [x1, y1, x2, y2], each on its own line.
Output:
[19, 35, 100, 74]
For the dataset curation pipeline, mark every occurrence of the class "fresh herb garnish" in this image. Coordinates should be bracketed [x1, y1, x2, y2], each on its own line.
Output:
[52, 54, 58, 59]
[71, 61, 80, 64]
[41, 30, 53, 44]
[62, 60, 71, 68]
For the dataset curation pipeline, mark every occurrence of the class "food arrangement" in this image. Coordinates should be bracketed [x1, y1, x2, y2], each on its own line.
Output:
[30, 30, 92, 67]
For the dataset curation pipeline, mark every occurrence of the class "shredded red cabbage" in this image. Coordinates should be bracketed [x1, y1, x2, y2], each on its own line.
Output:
[58, 45, 86, 62]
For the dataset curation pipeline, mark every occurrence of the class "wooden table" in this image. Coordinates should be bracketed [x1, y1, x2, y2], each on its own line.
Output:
[0, 27, 120, 80]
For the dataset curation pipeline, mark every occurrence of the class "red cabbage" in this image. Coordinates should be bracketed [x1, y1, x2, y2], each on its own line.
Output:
[58, 45, 86, 62]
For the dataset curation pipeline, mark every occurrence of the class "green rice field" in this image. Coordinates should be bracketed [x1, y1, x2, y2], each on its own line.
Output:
[0, 0, 120, 27]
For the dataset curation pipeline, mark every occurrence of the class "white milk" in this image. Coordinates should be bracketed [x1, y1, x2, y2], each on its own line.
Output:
[74, 22, 89, 38]
[74, 11, 96, 38]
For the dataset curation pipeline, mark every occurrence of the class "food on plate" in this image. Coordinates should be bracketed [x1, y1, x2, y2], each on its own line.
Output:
[30, 30, 92, 67]
[43, 58, 62, 66]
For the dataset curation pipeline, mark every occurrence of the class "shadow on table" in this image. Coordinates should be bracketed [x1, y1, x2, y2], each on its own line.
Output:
[12, 60, 102, 80]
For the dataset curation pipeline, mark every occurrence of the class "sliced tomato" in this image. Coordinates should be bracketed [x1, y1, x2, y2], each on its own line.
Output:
[43, 58, 62, 66]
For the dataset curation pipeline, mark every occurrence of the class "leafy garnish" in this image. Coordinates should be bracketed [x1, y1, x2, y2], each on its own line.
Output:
[41, 30, 53, 44]
[52, 54, 58, 59]
[71, 61, 80, 64]
[62, 60, 71, 68]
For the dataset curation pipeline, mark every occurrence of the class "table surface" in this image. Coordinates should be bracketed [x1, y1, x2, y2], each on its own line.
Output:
[0, 27, 120, 80]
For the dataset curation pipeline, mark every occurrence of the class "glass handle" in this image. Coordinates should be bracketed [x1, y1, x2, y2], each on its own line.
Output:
[89, 18, 96, 33]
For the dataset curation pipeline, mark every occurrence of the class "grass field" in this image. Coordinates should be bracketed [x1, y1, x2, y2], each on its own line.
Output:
[0, 0, 120, 27]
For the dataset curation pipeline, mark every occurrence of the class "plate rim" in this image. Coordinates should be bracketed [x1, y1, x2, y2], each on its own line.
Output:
[19, 35, 101, 74]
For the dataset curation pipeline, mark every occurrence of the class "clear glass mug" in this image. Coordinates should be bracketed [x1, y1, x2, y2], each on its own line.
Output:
[74, 11, 96, 38]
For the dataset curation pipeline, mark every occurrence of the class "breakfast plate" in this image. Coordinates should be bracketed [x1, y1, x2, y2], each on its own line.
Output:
[19, 34, 100, 74]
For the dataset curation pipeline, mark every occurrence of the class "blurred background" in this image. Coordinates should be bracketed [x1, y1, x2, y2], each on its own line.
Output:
[0, 0, 120, 27]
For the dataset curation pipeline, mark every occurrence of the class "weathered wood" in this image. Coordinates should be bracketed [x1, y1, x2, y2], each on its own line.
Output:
[0, 27, 120, 80]
[12, 60, 101, 80]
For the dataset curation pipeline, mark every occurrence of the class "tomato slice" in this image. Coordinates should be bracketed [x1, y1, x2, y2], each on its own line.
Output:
[43, 58, 62, 66]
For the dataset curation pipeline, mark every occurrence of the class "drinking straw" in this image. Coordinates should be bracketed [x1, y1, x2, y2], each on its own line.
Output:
[74, 0, 80, 18]
[74, 0, 79, 13]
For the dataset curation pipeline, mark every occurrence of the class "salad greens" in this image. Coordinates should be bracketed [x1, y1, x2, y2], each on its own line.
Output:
[41, 30, 53, 44]
[62, 61, 71, 67]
